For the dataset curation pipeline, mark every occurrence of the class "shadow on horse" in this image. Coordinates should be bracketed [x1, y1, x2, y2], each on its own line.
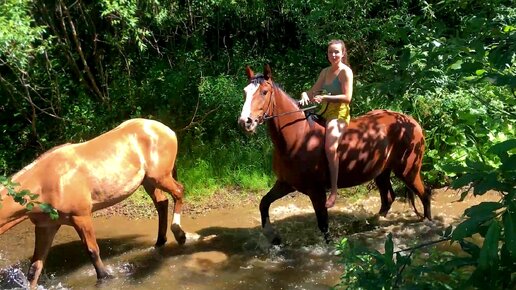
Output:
[238, 64, 432, 244]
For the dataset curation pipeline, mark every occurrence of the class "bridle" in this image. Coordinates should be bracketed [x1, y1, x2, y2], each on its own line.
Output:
[258, 79, 317, 121]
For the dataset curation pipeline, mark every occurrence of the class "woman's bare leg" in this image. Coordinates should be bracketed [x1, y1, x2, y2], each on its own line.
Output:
[325, 118, 346, 208]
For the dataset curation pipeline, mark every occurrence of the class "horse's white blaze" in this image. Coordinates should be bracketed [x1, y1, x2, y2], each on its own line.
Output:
[173, 213, 181, 225]
[239, 82, 259, 122]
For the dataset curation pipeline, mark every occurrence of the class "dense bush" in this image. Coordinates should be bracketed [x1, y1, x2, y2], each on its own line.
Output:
[0, 0, 514, 195]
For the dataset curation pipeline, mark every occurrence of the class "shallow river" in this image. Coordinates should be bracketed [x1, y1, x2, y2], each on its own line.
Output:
[0, 189, 498, 289]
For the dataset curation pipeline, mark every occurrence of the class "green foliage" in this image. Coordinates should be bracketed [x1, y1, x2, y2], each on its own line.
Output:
[0, 176, 58, 220]
[335, 235, 403, 290]
[178, 137, 274, 198]
[0, 0, 49, 69]
[0, 0, 514, 194]
[335, 139, 516, 289]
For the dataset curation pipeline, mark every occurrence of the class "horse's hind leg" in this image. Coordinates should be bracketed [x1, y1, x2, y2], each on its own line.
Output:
[149, 174, 186, 245]
[71, 215, 111, 280]
[374, 170, 396, 217]
[27, 224, 60, 288]
[143, 180, 169, 247]
[260, 181, 295, 245]
[307, 189, 331, 244]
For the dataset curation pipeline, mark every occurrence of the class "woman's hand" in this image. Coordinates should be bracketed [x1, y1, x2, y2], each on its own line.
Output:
[313, 94, 324, 104]
[299, 92, 311, 106]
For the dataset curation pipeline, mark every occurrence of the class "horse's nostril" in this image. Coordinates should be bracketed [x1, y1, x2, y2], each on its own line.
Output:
[246, 118, 252, 125]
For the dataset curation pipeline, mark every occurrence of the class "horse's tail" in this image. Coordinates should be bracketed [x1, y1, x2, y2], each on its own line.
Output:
[406, 190, 423, 219]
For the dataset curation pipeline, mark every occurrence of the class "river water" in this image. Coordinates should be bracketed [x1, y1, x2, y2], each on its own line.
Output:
[0, 189, 499, 289]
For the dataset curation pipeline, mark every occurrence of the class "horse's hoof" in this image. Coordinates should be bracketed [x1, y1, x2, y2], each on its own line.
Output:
[96, 272, 114, 282]
[324, 232, 332, 244]
[271, 236, 282, 245]
[155, 236, 167, 247]
[171, 223, 186, 245]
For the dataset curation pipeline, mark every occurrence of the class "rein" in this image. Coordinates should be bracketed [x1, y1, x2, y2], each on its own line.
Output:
[263, 105, 317, 120]
[262, 87, 317, 120]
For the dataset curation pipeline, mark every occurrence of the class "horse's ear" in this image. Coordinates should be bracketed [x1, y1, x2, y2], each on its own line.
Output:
[264, 64, 272, 80]
[245, 66, 254, 80]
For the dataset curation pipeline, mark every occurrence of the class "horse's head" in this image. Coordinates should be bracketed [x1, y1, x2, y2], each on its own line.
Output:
[238, 64, 274, 134]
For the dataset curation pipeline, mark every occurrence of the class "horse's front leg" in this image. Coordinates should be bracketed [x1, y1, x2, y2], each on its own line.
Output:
[308, 189, 331, 244]
[27, 224, 61, 288]
[71, 215, 112, 280]
[259, 181, 295, 245]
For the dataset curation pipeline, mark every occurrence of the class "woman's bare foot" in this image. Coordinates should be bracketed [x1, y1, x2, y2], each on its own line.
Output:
[326, 192, 337, 208]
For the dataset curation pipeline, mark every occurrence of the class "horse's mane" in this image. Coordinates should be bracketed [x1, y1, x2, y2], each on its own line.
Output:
[250, 74, 300, 109]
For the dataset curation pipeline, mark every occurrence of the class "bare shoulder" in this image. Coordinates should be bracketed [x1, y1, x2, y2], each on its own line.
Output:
[338, 65, 353, 81]
[342, 64, 353, 75]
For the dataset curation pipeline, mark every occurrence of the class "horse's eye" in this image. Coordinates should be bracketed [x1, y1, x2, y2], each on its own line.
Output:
[261, 90, 268, 96]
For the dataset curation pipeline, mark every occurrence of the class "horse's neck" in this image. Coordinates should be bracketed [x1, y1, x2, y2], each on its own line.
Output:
[267, 88, 316, 152]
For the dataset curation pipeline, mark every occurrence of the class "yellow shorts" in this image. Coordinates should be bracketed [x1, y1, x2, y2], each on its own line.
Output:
[317, 102, 351, 124]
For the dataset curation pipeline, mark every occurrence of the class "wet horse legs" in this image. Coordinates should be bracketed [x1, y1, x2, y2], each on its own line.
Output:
[259, 181, 295, 245]
[308, 190, 331, 243]
[27, 224, 61, 288]
[71, 215, 112, 280]
[143, 181, 169, 246]
[375, 170, 396, 217]
[148, 174, 186, 245]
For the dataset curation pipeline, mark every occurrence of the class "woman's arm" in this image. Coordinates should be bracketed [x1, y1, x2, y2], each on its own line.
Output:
[300, 68, 326, 105]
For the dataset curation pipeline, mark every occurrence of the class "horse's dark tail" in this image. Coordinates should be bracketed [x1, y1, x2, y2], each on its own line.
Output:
[406, 184, 432, 220]
[406, 190, 422, 219]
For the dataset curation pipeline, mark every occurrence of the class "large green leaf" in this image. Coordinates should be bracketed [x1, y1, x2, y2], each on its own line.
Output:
[460, 239, 481, 259]
[477, 220, 501, 270]
[452, 214, 494, 241]
[502, 210, 516, 260]
[464, 202, 503, 218]
[473, 174, 502, 195]
[451, 172, 482, 189]
[487, 139, 516, 158]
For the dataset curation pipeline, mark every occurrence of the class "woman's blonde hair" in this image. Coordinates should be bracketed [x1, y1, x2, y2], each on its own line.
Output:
[328, 39, 349, 65]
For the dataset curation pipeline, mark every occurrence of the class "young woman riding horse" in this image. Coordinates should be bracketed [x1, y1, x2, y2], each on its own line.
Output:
[239, 64, 431, 244]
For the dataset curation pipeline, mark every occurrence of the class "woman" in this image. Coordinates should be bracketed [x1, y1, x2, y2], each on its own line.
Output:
[299, 39, 353, 208]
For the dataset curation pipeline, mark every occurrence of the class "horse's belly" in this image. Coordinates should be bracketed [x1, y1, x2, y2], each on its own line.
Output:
[90, 166, 146, 208]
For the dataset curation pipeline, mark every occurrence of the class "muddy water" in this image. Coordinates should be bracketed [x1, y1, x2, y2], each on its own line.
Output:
[0, 189, 500, 290]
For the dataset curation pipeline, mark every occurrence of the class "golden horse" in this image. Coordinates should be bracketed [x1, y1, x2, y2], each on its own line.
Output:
[0, 118, 185, 288]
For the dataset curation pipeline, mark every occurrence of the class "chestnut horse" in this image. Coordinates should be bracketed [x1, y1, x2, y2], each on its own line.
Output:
[0, 118, 185, 288]
[238, 65, 431, 244]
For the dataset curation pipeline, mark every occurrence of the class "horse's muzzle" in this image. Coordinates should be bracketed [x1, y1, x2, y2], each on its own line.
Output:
[238, 116, 259, 134]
